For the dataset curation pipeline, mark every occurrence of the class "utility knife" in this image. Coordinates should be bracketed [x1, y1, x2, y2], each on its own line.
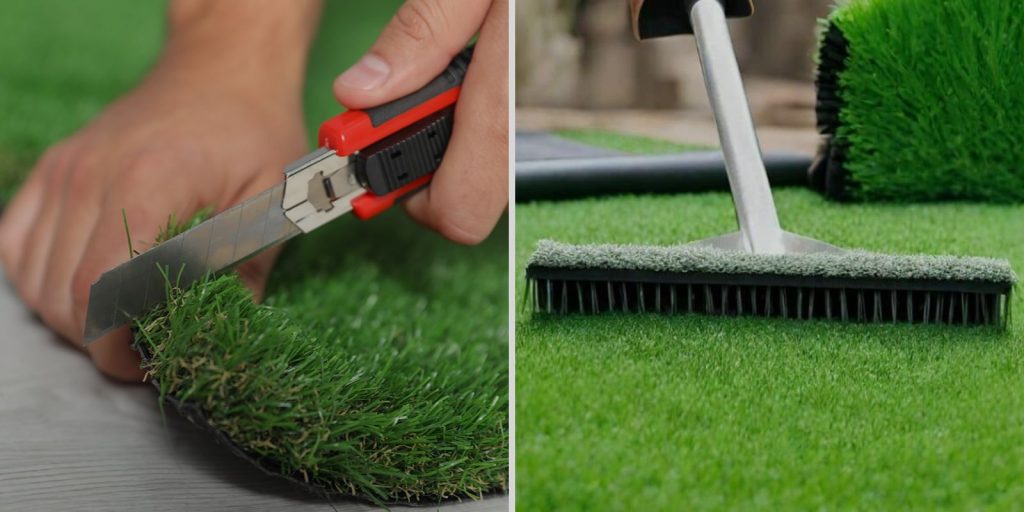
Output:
[83, 47, 473, 343]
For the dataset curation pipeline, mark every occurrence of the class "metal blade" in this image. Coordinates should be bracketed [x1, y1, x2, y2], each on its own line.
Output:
[83, 182, 301, 343]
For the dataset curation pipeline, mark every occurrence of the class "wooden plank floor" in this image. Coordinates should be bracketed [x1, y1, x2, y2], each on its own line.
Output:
[0, 269, 507, 512]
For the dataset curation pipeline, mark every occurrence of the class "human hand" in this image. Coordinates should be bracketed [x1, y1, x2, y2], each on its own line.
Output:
[333, 0, 509, 245]
[0, 1, 319, 381]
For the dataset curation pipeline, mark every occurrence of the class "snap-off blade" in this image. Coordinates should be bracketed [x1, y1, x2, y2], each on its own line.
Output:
[82, 183, 300, 343]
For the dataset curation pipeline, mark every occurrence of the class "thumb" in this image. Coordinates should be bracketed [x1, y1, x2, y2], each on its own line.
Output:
[333, 0, 490, 109]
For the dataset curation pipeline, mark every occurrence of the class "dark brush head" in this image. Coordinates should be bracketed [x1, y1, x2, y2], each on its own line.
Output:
[526, 241, 1016, 327]
[630, 0, 754, 40]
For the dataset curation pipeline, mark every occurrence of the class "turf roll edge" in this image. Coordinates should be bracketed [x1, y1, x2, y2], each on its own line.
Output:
[129, 212, 508, 505]
[812, 0, 1024, 202]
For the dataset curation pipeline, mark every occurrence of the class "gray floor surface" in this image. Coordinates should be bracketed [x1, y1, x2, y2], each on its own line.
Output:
[514, 131, 621, 161]
[0, 268, 507, 512]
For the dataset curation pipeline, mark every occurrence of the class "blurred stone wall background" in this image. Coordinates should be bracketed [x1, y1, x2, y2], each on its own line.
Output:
[516, 0, 833, 110]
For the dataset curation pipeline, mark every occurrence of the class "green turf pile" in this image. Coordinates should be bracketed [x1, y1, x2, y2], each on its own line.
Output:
[517, 133, 1024, 510]
[134, 212, 509, 502]
[816, 0, 1024, 202]
[0, 0, 165, 203]
[556, 129, 711, 154]
[0, 0, 508, 504]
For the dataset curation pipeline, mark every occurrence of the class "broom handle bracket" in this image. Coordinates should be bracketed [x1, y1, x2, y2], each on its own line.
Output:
[689, 0, 785, 254]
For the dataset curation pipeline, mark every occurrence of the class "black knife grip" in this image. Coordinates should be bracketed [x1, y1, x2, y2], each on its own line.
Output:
[353, 107, 455, 195]
[363, 47, 472, 127]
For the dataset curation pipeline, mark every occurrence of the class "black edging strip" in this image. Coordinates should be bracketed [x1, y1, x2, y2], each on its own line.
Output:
[515, 151, 812, 202]
[811, 20, 856, 200]
[132, 336, 500, 507]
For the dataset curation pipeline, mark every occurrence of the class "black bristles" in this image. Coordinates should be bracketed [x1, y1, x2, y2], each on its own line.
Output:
[527, 270, 1012, 327]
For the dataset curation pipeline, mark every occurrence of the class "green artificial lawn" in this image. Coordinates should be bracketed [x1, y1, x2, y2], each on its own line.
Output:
[516, 133, 1024, 510]
[828, 0, 1024, 202]
[139, 211, 508, 503]
[1, 0, 508, 504]
[0, 1, 163, 202]
[557, 129, 710, 154]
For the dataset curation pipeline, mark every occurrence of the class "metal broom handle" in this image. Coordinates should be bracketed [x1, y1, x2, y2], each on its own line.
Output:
[689, 0, 786, 254]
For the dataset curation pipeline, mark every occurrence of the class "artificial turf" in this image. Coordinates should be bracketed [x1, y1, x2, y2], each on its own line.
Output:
[820, 0, 1024, 202]
[516, 133, 1024, 510]
[1, 0, 508, 504]
[138, 212, 508, 503]
[557, 129, 709, 154]
[0, 1, 164, 203]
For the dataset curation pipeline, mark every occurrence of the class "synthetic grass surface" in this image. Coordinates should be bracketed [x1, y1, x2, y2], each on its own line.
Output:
[0, 1, 163, 202]
[556, 129, 710, 154]
[824, 0, 1024, 202]
[1, 0, 508, 503]
[516, 133, 1024, 510]
[138, 212, 508, 502]
[0, 0, 402, 201]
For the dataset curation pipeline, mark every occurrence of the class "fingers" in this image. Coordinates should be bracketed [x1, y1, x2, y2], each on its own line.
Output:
[0, 141, 148, 383]
[333, 0, 491, 109]
[1, 145, 78, 309]
[34, 155, 111, 341]
[87, 327, 144, 382]
[0, 150, 53, 275]
[70, 166, 198, 340]
[71, 193, 180, 383]
[404, 0, 508, 244]
[334, 0, 507, 244]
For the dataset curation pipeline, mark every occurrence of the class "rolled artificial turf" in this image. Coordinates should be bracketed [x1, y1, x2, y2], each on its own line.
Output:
[516, 133, 1024, 510]
[814, 0, 1024, 202]
[0, 0, 508, 504]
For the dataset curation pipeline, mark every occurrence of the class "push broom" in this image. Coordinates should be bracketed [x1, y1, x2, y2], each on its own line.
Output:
[525, 0, 1016, 326]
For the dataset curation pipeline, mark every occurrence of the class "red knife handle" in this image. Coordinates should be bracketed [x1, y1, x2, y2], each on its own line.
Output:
[318, 46, 472, 220]
[352, 174, 432, 220]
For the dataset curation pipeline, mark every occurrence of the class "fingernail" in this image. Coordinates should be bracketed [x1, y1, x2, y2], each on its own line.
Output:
[337, 54, 390, 90]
